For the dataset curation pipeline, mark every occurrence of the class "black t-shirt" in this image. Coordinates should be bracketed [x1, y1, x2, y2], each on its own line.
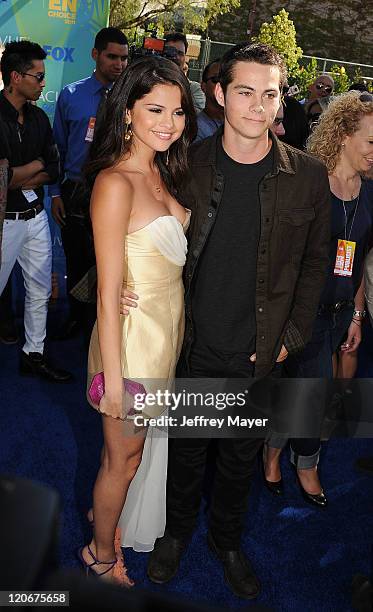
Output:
[320, 178, 373, 304]
[192, 137, 274, 353]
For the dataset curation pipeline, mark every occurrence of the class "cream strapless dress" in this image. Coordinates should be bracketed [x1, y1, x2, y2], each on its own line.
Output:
[87, 212, 190, 552]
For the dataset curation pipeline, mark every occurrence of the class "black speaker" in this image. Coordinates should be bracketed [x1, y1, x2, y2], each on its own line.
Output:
[0, 474, 59, 589]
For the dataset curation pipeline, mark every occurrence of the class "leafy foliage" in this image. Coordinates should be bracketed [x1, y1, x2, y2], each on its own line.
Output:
[329, 64, 351, 94]
[109, 0, 240, 35]
[251, 10, 356, 98]
[295, 57, 320, 98]
[254, 9, 302, 77]
[210, 1, 373, 70]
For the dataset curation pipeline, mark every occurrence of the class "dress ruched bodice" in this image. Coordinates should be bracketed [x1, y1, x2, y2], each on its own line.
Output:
[128, 213, 189, 267]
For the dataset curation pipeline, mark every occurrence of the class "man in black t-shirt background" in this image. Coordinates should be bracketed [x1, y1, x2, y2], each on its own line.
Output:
[0, 41, 71, 382]
[122, 43, 331, 599]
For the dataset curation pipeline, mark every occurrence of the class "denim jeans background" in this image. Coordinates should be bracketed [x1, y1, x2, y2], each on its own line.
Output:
[269, 305, 354, 467]
[285, 306, 354, 378]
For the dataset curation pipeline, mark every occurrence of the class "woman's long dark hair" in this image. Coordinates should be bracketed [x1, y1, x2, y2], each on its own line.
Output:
[84, 55, 197, 195]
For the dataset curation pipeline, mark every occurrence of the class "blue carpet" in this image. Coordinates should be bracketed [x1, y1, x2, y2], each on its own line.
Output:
[1, 308, 373, 611]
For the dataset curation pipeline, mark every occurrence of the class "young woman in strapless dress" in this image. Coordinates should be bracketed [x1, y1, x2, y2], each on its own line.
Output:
[77, 56, 196, 585]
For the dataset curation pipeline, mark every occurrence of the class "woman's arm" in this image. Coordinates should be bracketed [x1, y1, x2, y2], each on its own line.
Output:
[354, 275, 365, 312]
[365, 247, 373, 323]
[90, 170, 133, 418]
[341, 276, 365, 354]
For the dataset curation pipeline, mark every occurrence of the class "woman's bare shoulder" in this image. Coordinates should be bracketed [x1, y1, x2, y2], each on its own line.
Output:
[94, 166, 134, 194]
[91, 167, 135, 220]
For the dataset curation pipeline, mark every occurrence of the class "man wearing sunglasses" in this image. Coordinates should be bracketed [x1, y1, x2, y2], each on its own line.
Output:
[195, 59, 224, 142]
[0, 41, 72, 383]
[301, 73, 334, 108]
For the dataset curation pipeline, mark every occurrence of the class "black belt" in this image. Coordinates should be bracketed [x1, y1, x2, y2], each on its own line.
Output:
[5, 203, 44, 221]
[318, 300, 354, 315]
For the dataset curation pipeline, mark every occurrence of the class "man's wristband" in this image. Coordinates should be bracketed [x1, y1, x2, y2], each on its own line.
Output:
[353, 309, 366, 319]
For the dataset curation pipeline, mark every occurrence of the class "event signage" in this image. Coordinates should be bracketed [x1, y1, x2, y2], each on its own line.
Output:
[0, 0, 110, 300]
[0, 0, 110, 122]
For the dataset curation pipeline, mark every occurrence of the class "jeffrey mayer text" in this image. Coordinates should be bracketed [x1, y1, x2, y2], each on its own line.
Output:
[133, 415, 269, 429]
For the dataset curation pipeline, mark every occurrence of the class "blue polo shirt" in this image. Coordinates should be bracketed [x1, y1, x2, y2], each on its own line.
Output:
[195, 110, 223, 142]
[49, 72, 110, 197]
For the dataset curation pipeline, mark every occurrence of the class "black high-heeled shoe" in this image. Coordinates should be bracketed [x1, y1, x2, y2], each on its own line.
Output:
[77, 545, 117, 578]
[262, 445, 283, 496]
[77, 544, 134, 587]
[294, 466, 328, 508]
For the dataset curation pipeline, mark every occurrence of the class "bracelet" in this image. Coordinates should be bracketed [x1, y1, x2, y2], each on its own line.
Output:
[353, 309, 366, 319]
[352, 318, 362, 326]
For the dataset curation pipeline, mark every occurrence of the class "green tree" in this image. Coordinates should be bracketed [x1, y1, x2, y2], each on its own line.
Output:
[329, 64, 351, 93]
[210, 1, 373, 71]
[254, 9, 302, 77]
[352, 67, 364, 84]
[109, 0, 240, 35]
[350, 67, 372, 91]
[295, 57, 320, 99]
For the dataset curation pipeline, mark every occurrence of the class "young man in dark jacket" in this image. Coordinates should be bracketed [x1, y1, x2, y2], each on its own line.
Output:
[123, 43, 331, 599]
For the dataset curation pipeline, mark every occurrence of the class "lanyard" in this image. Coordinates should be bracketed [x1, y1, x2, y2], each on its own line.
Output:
[342, 195, 359, 242]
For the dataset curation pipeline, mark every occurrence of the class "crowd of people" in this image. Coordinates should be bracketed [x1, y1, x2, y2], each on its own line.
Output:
[1, 27, 373, 601]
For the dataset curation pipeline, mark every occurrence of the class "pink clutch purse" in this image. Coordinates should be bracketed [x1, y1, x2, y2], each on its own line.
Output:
[88, 372, 146, 417]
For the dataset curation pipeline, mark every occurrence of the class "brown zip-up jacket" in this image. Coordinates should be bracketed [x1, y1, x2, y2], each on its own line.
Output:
[177, 129, 331, 377]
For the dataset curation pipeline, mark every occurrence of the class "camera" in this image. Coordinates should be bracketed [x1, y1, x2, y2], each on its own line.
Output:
[129, 35, 179, 64]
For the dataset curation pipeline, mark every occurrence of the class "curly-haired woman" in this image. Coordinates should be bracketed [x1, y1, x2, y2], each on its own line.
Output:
[264, 91, 373, 506]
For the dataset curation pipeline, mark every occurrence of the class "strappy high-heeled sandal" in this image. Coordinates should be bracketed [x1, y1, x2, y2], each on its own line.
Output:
[87, 510, 122, 558]
[77, 544, 134, 587]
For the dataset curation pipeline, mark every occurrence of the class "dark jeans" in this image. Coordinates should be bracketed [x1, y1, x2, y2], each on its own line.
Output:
[60, 180, 96, 344]
[167, 344, 278, 550]
[269, 305, 354, 466]
[287, 306, 354, 377]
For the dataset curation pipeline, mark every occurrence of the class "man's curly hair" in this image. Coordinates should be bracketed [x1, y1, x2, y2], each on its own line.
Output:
[307, 91, 373, 173]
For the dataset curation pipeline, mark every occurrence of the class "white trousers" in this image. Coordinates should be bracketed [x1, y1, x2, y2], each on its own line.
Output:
[0, 209, 52, 354]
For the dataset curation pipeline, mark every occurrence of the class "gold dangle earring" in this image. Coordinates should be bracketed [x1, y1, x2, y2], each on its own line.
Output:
[124, 121, 133, 142]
